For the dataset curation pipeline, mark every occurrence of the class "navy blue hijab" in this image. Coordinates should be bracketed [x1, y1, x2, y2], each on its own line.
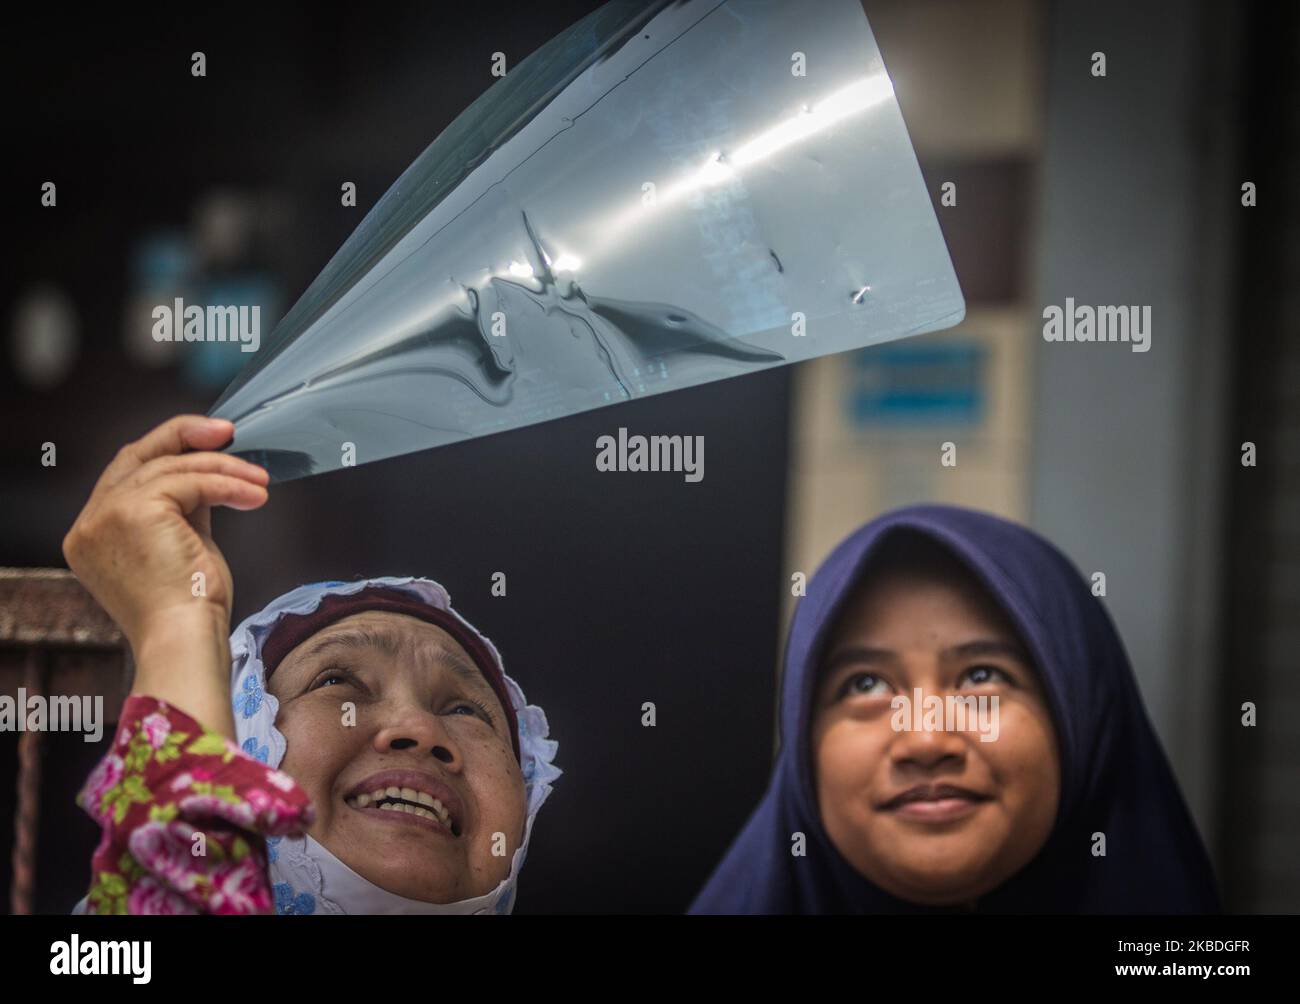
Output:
[691, 505, 1220, 913]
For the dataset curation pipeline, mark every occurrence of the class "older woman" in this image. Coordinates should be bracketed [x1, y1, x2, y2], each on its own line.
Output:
[64, 416, 558, 914]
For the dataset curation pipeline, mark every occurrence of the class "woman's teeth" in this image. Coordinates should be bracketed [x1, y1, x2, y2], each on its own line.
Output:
[348, 786, 453, 828]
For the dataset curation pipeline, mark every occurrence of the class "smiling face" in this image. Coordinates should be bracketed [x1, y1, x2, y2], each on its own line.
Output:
[266, 610, 526, 903]
[810, 539, 1061, 907]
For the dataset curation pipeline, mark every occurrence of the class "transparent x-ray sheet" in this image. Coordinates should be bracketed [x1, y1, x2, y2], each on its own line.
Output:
[211, 0, 964, 481]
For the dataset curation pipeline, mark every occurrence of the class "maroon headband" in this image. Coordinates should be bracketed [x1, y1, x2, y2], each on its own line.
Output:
[259, 586, 520, 761]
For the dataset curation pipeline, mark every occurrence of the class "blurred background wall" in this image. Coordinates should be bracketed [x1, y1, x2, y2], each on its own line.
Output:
[1, 0, 1295, 912]
[790, 0, 1296, 912]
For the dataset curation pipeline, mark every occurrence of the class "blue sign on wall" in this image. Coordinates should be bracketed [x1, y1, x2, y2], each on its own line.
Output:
[847, 340, 987, 427]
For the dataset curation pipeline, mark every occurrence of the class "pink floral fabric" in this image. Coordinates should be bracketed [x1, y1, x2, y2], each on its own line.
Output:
[77, 695, 313, 915]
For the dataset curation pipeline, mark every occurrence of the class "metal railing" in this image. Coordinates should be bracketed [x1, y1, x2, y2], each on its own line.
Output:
[0, 568, 131, 915]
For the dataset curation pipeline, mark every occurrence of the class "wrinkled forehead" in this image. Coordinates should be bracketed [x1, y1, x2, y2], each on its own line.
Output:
[269, 610, 498, 701]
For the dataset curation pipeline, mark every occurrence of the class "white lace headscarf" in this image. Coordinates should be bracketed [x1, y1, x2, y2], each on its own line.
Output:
[228, 576, 560, 915]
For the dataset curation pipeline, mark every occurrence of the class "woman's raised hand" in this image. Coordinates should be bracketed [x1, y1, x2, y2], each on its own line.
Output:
[63, 415, 269, 738]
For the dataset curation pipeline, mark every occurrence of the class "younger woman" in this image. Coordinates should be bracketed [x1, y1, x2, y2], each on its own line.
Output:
[690, 504, 1219, 913]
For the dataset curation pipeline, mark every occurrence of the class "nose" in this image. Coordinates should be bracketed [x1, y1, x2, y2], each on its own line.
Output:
[888, 705, 969, 773]
[372, 705, 463, 771]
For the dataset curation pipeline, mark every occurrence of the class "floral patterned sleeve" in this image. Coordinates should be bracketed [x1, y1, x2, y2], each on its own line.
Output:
[76, 695, 314, 915]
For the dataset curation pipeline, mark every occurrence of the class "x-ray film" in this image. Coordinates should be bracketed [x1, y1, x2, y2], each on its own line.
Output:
[210, 0, 965, 481]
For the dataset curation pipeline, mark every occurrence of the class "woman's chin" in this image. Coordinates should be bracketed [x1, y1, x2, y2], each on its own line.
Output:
[324, 828, 470, 901]
[351, 854, 467, 903]
[877, 859, 1006, 907]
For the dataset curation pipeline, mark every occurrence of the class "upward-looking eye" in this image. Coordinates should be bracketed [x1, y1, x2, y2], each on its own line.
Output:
[961, 664, 1012, 687]
[838, 672, 890, 699]
[447, 698, 495, 726]
[309, 666, 359, 692]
